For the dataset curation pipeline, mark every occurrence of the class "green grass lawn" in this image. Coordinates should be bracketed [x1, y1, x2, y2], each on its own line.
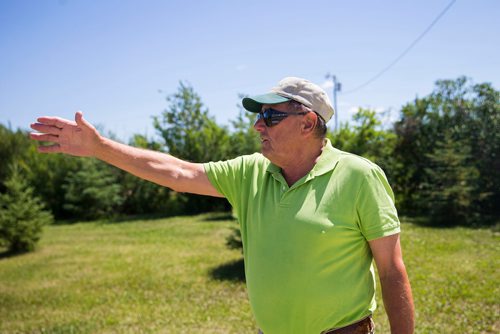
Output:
[0, 214, 498, 333]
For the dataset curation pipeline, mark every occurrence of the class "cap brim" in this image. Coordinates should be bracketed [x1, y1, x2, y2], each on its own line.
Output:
[242, 93, 290, 113]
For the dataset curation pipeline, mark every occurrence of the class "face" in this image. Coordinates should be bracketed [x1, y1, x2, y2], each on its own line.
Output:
[253, 102, 305, 165]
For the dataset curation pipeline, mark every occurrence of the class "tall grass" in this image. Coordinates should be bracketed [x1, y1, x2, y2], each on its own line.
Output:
[0, 214, 498, 333]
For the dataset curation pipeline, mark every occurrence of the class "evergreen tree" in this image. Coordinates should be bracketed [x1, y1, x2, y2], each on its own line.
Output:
[62, 159, 123, 220]
[393, 77, 499, 224]
[421, 132, 480, 225]
[119, 134, 181, 216]
[0, 165, 53, 253]
[0, 125, 32, 193]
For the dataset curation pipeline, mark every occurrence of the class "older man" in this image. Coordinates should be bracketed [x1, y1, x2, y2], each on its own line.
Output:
[30, 77, 414, 334]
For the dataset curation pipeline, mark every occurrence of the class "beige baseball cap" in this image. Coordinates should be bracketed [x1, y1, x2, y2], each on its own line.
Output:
[242, 77, 335, 122]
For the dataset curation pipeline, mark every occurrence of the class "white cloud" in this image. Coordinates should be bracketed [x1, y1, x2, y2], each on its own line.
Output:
[321, 80, 334, 89]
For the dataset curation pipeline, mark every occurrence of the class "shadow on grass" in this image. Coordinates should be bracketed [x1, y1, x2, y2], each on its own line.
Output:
[0, 249, 29, 260]
[202, 212, 235, 222]
[210, 258, 245, 282]
[401, 215, 500, 230]
[106, 212, 178, 224]
[107, 211, 235, 224]
[51, 212, 182, 225]
[52, 211, 236, 225]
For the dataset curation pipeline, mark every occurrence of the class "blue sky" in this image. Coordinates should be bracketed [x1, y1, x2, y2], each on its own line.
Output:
[1, 0, 499, 141]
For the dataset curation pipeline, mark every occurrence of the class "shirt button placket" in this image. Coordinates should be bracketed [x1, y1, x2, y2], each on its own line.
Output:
[280, 184, 289, 204]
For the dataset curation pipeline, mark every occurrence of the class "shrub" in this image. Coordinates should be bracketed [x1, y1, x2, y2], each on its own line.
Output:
[62, 159, 123, 220]
[0, 165, 53, 253]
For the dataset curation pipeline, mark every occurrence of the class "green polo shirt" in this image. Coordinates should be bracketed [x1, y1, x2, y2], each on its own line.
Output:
[204, 140, 400, 334]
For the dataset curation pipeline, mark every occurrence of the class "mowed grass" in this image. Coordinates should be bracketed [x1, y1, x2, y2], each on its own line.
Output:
[0, 214, 498, 333]
[0, 214, 254, 333]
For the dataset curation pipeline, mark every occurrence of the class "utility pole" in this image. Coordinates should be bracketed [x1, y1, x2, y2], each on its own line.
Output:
[326, 73, 341, 131]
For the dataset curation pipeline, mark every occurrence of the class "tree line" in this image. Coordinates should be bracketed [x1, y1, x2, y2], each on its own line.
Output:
[1, 76, 498, 251]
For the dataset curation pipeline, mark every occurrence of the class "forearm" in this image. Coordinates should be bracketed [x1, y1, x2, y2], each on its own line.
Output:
[95, 136, 207, 194]
[30, 112, 219, 196]
[379, 265, 415, 334]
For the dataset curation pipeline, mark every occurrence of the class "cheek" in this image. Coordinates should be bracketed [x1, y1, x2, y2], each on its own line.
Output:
[271, 129, 295, 151]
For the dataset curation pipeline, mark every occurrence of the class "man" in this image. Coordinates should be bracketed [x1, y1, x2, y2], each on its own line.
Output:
[30, 77, 414, 333]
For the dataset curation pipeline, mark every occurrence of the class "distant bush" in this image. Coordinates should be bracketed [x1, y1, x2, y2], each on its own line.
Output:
[393, 77, 499, 225]
[62, 159, 124, 220]
[0, 165, 53, 253]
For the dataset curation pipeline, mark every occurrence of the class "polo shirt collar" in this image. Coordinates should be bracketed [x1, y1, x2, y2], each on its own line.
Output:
[266, 139, 341, 182]
[310, 138, 341, 177]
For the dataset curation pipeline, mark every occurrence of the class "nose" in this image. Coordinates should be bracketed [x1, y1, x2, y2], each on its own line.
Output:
[254, 117, 266, 133]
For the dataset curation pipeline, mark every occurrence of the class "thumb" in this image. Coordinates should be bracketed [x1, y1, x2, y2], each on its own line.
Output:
[75, 110, 91, 128]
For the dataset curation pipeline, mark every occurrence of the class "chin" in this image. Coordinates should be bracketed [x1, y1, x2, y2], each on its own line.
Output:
[260, 142, 274, 159]
[259, 146, 269, 156]
[260, 149, 275, 162]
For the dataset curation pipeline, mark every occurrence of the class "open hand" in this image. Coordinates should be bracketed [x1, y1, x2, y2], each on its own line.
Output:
[30, 111, 101, 157]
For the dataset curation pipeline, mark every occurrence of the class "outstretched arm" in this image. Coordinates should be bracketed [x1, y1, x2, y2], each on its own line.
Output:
[30, 111, 223, 197]
[369, 234, 415, 334]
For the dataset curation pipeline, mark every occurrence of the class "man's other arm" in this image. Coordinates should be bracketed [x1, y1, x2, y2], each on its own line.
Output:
[30, 111, 223, 197]
[369, 233, 415, 334]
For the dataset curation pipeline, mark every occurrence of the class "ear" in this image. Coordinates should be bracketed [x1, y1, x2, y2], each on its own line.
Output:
[301, 112, 317, 136]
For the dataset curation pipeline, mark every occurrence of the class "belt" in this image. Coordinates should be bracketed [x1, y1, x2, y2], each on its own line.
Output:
[258, 316, 375, 334]
[322, 316, 375, 334]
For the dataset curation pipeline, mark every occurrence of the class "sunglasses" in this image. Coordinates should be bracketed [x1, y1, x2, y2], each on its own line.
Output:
[256, 108, 309, 127]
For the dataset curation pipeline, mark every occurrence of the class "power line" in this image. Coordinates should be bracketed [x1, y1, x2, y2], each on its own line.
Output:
[343, 0, 457, 95]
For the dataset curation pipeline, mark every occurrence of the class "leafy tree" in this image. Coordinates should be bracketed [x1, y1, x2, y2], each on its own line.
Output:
[0, 164, 53, 253]
[129, 133, 163, 152]
[153, 82, 230, 163]
[62, 159, 124, 220]
[328, 108, 397, 175]
[227, 96, 260, 158]
[393, 76, 499, 224]
[153, 82, 230, 213]
[467, 82, 500, 219]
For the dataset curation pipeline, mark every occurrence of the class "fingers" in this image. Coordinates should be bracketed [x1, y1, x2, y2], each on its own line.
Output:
[36, 116, 76, 128]
[30, 122, 62, 135]
[30, 132, 59, 142]
[30, 112, 87, 155]
[37, 144, 61, 154]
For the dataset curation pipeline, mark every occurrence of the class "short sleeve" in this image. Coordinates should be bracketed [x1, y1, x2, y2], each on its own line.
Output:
[203, 154, 259, 208]
[356, 166, 401, 241]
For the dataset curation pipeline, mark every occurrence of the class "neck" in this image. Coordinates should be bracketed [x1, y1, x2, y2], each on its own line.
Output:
[280, 139, 325, 186]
